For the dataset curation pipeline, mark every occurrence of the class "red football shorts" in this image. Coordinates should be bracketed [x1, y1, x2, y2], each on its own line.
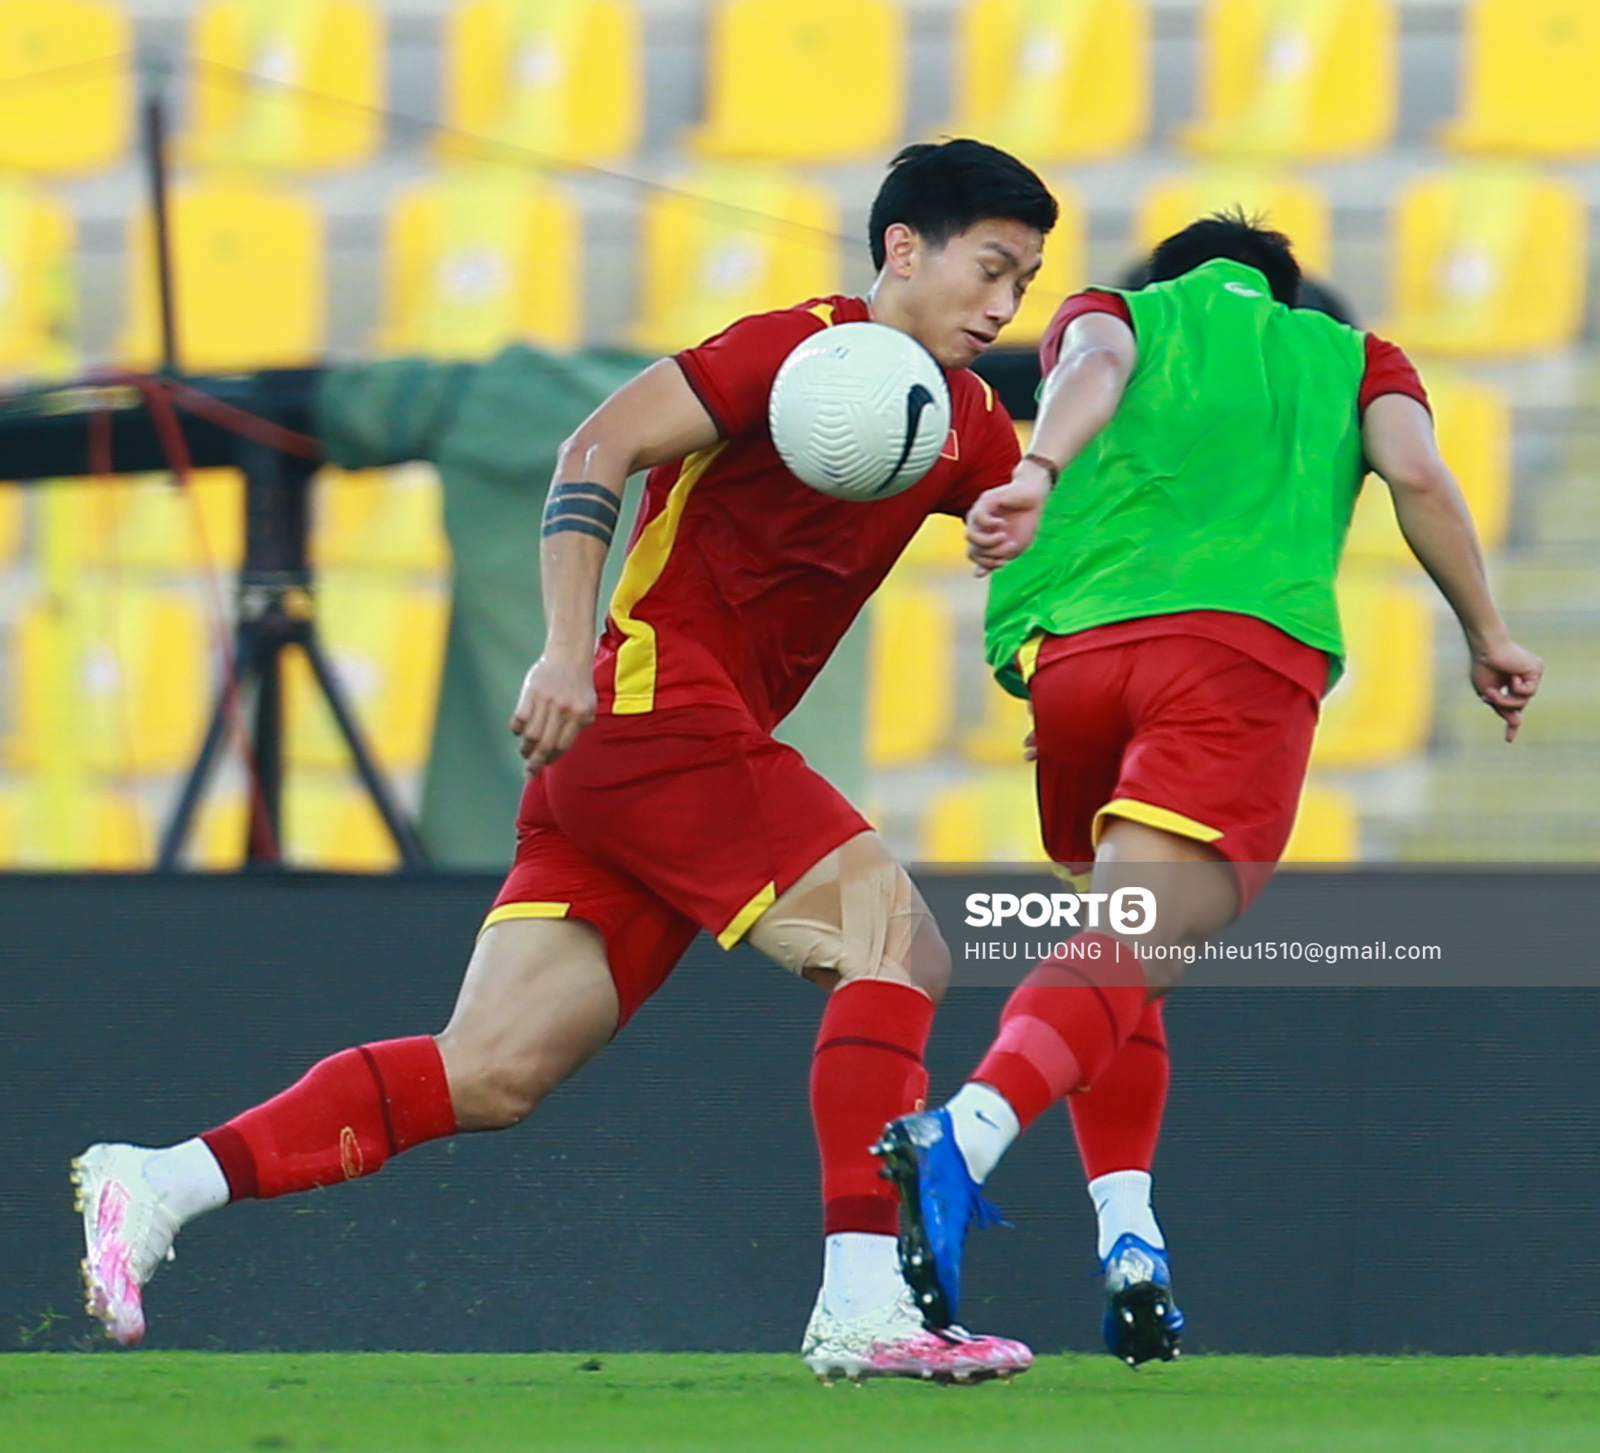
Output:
[488, 704, 871, 1025]
[1027, 633, 1320, 909]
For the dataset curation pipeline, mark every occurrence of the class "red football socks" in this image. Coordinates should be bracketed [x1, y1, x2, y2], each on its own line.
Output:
[972, 932, 1148, 1131]
[812, 978, 935, 1236]
[1069, 996, 1169, 1180]
[201, 1036, 458, 1200]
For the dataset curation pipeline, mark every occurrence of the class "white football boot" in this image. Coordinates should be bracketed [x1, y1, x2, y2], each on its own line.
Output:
[71, 1144, 182, 1346]
[800, 1285, 1033, 1384]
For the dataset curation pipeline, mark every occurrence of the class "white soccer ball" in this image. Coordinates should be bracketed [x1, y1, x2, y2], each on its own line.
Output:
[768, 321, 952, 501]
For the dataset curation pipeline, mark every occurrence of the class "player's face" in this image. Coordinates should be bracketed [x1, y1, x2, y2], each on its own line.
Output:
[887, 219, 1046, 369]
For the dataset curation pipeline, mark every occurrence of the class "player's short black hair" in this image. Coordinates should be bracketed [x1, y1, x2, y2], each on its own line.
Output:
[868, 139, 1058, 270]
[1146, 208, 1302, 305]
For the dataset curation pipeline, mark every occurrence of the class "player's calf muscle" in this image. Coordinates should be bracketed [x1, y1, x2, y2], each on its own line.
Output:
[436, 919, 620, 1131]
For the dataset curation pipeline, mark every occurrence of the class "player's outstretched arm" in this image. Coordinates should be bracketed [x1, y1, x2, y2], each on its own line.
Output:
[513, 359, 722, 772]
[967, 312, 1135, 575]
[1363, 393, 1544, 741]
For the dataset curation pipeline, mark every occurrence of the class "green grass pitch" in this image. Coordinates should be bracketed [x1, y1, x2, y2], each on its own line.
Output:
[4, 1352, 1599, 1452]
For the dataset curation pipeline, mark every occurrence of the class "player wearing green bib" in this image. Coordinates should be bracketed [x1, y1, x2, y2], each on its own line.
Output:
[878, 215, 1543, 1364]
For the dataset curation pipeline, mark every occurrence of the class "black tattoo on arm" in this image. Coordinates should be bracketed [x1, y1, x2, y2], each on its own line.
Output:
[542, 481, 621, 545]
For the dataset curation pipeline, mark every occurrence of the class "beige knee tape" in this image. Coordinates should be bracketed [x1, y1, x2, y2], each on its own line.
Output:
[746, 834, 935, 984]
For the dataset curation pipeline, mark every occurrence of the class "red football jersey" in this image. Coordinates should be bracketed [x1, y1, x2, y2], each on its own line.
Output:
[592, 296, 1019, 731]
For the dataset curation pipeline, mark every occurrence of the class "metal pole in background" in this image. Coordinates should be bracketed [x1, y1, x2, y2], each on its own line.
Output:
[139, 54, 180, 376]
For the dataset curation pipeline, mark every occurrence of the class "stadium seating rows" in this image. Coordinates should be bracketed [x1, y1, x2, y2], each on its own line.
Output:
[0, 157, 1586, 374]
[0, 0, 1590, 368]
[6, 1, 1600, 173]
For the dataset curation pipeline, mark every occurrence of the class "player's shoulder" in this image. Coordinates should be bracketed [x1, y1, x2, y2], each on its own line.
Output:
[793, 294, 871, 329]
[718, 294, 868, 343]
[675, 295, 871, 431]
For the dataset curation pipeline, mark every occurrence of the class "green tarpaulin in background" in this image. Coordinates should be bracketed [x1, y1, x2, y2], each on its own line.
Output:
[316, 345, 867, 868]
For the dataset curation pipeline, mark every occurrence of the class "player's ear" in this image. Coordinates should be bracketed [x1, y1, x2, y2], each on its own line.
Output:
[882, 223, 919, 279]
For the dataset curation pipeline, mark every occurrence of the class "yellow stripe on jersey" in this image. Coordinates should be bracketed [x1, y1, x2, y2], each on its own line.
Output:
[1092, 799, 1224, 847]
[975, 373, 995, 411]
[717, 880, 777, 949]
[808, 302, 836, 326]
[610, 442, 727, 713]
[479, 901, 571, 936]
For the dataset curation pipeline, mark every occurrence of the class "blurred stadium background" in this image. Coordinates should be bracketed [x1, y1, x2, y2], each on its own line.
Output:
[0, 0, 1594, 874]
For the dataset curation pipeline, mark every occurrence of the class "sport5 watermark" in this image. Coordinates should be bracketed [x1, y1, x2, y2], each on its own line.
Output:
[964, 889, 1157, 934]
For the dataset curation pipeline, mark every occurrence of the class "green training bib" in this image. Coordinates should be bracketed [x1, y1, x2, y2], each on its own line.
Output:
[986, 258, 1369, 697]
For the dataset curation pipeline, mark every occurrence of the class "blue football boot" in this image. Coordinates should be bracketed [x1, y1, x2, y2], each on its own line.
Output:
[1101, 1232, 1184, 1366]
[873, 1109, 1006, 1329]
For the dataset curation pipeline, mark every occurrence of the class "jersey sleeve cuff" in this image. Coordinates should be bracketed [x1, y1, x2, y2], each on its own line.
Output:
[673, 351, 732, 438]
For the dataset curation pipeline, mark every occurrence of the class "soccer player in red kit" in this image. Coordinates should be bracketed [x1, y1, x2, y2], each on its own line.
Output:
[878, 214, 1544, 1364]
[72, 140, 1057, 1381]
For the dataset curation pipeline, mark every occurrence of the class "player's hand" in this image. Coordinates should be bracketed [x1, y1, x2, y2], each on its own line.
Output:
[1469, 637, 1543, 742]
[1023, 728, 1037, 763]
[967, 466, 1052, 575]
[511, 654, 596, 774]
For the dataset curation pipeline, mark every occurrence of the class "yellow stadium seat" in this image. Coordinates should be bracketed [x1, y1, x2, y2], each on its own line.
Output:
[949, 0, 1149, 161]
[122, 180, 325, 372]
[190, 790, 250, 870]
[441, 0, 640, 164]
[0, 0, 129, 175]
[1281, 779, 1359, 861]
[285, 579, 449, 774]
[692, 0, 905, 162]
[1008, 182, 1086, 346]
[5, 584, 211, 777]
[187, 0, 383, 171]
[1384, 164, 1587, 357]
[1343, 371, 1511, 565]
[896, 513, 969, 572]
[1135, 165, 1332, 276]
[962, 683, 1035, 765]
[630, 166, 840, 355]
[0, 783, 149, 869]
[1312, 570, 1434, 768]
[866, 582, 954, 767]
[1444, 0, 1600, 158]
[922, 767, 1049, 863]
[379, 170, 583, 357]
[192, 778, 400, 871]
[286, 777, 402, 870]
[0, 180, 75, 378]
[1186, 0, 1395, 159]
[43, 470, 245, 575]
[0, 479, 23, 567]
[313, 464, 450, 574]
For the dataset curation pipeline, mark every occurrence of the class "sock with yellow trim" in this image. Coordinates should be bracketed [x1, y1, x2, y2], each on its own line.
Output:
[971, 932, 1148, 1132]
[812, 978, 934, 1237]
[200, 1037, 457, 1200]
